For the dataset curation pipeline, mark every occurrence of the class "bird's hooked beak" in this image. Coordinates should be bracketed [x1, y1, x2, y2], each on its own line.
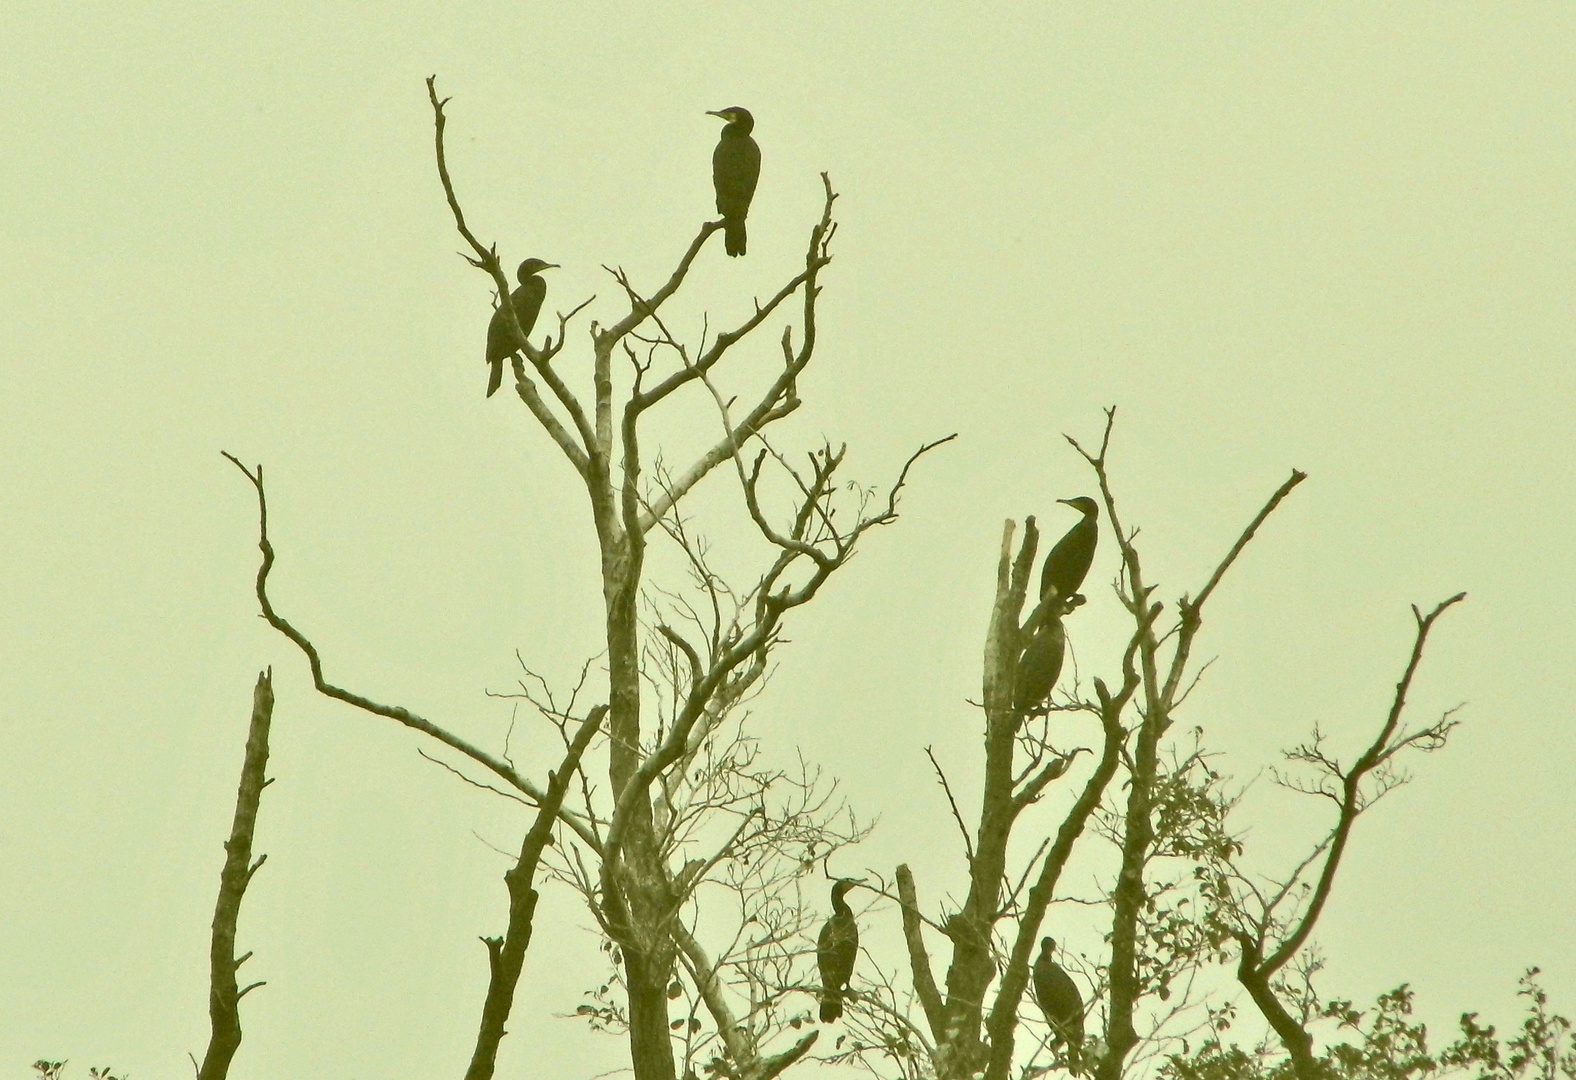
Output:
[1056, 498, 1078, 508]
[707, 109, 729, 119]
[541, 263, 560, 271]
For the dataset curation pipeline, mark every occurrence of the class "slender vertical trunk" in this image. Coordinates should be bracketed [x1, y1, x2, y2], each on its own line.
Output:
[605, 537, 644, 795]
[199, 670, 273, 1080]
[601, 528, 677, 1080]
[1097, 705, 1163, 1080]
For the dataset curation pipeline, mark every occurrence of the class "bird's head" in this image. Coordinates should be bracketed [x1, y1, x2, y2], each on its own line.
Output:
[1057, 496, 1099, 519]
[1041, 936, 1057, 954]
[831, 877, 862, 901]
[516, 258, 559, 282]
[707, 106, 754, 131]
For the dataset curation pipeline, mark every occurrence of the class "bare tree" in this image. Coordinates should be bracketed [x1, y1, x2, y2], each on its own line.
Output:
[212, 80, 1468, 1080]
[822, 409, 1465, 1080]
[830, 411, 1304, 1080]
[425, 79, 949, 1080]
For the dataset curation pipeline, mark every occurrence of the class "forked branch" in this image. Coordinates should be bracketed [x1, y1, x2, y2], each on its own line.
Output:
[633, 177, 843, 535]
[1227, 592, 1465, 1080]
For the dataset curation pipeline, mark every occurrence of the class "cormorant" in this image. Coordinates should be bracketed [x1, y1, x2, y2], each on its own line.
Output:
[708, 107, 760, 257]
[484, 258, 557, 397]
[1039, 497, 1100, 605]
[1033, 937, 1085, 1074]
[817, 878, 859, 1022]
[1014, 614, 1066, 714]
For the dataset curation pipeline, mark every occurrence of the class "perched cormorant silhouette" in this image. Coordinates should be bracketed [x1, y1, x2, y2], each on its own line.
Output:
[1039, 497, 1100, 605]
[817, 878, 859, 1022]
[708, 107, 760, 257]
[485, 258, 557, 397]
[1014, 614, 1067, 714]
[1033, 937, 1085, 1074]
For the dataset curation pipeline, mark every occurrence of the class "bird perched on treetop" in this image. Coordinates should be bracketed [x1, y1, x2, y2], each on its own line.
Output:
[1033, 937, 1085, 1075]
[817, 878, 860, 1022]
[1039, 497, 1100, 606]
[708, 106, 760, 257]
[484, 258, 557, 398]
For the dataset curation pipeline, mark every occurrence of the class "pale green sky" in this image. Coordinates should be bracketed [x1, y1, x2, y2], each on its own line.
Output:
[3, 4, 1573, 1078]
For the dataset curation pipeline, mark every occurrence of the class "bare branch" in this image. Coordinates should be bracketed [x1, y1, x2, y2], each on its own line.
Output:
[1162, 470, 1307, 705]
[1191, 471, 1307, 616]
[597, 220, 725, 351]
[927, 747, 975, 865]
[1230, 593, 1466, 1080]
[197, 669, 274, 1080]
[1261, 592, 1465, 976]
[465, 707, 606, 1080]
[897, 864, 948, 1042]
[633, 184, 840, 533]
[222, 452, 603, 853]
[1009, 747, 1088, 816]
[417, 747, 535, 806]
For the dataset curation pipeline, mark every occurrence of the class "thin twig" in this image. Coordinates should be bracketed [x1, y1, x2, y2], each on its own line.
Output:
[926, 746, 975, 864]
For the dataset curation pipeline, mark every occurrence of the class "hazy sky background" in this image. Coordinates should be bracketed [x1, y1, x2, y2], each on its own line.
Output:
[3, 3, 1573, 1078]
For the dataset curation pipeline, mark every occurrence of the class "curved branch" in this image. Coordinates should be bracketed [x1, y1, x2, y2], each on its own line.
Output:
[222, 451, 603, 853]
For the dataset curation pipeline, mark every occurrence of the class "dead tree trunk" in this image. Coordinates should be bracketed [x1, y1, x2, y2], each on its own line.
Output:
[934, 519, 1042, 1075]
[198, 669, 273, 1080]
[921, 517, 1140, 1080]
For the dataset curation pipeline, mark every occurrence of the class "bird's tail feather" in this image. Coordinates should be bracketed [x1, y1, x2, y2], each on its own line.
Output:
[487, 358, 504, 397]
[725, 218, 747, 257]
[819, 991, 843, 1022]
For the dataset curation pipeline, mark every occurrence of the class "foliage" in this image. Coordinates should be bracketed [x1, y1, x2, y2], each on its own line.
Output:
[32, 1064, 127, 1080]
[1161, 971, 1574, 1080]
